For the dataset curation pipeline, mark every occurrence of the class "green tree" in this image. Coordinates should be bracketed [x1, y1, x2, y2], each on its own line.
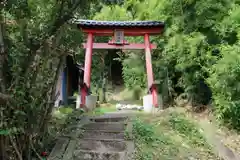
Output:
[93, 0, 240, 130]
[0, 0, 97, 159]
[207, 4, 240, 130]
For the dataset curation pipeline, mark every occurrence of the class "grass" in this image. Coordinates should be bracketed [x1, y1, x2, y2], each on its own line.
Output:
[84, 103, 117, 116]
[89, 106, 116, 115]
[52, 103, 116, 118]
[52, 106, 74, 123]
[132, 108, 220, 160]
[58, 106, 74, 114]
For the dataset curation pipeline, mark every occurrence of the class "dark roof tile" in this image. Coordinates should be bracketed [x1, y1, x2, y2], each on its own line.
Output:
[74, 19, 165, 28]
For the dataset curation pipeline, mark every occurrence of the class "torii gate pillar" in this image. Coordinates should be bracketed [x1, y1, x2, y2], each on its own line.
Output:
[76, 20, 165, 108]
[81, 33, 93, 106]
[144, 34, 158, 107]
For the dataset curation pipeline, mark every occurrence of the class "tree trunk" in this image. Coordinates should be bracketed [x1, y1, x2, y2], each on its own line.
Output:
[0, 9, 7, 160]
[0, 8, 7, 93]
[102, 76, 106, 103]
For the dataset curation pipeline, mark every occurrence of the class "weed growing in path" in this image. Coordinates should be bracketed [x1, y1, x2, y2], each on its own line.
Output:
[132, 110, 220, 160]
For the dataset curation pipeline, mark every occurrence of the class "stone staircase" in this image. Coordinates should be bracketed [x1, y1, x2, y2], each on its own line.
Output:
[49, 114, 134, 160]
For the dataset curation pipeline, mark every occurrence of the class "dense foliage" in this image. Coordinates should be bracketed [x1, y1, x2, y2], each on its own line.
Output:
[93, 0, 240, 130]
[0, 0, 98, 159]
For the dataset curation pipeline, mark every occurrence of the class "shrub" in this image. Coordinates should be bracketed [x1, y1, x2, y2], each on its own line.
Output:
[207, 45, 240, 130]
[132, 86, 143, 100]
[122, 53, 146, 89]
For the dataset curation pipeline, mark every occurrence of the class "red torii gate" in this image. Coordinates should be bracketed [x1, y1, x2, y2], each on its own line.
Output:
[76, 20, 165, 108]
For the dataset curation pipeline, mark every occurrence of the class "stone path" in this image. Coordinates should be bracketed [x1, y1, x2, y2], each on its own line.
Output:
[49, 113, 134, 160]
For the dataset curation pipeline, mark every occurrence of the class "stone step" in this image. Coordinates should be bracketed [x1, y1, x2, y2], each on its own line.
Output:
[76, 139, 127, 152]
[73, 150, 125, 160]
[104, 111, 136, 116]
[83, 129, 125, 133]
[82, 122, 126, 131]
[90, 116, 127, 123]
[80, 130, 125, 140]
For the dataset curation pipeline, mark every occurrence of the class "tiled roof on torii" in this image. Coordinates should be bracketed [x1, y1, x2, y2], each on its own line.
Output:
[74, 19, 165, 29]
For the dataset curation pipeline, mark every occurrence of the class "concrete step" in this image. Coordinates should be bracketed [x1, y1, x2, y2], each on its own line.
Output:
[73, 150, 125, 160]
[80, 130, 125, 140]
[76, 139, 127, 152]
[82, 122, 126, 132]
[90, 116, 127, 123]
[104, 111, 136, 116]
